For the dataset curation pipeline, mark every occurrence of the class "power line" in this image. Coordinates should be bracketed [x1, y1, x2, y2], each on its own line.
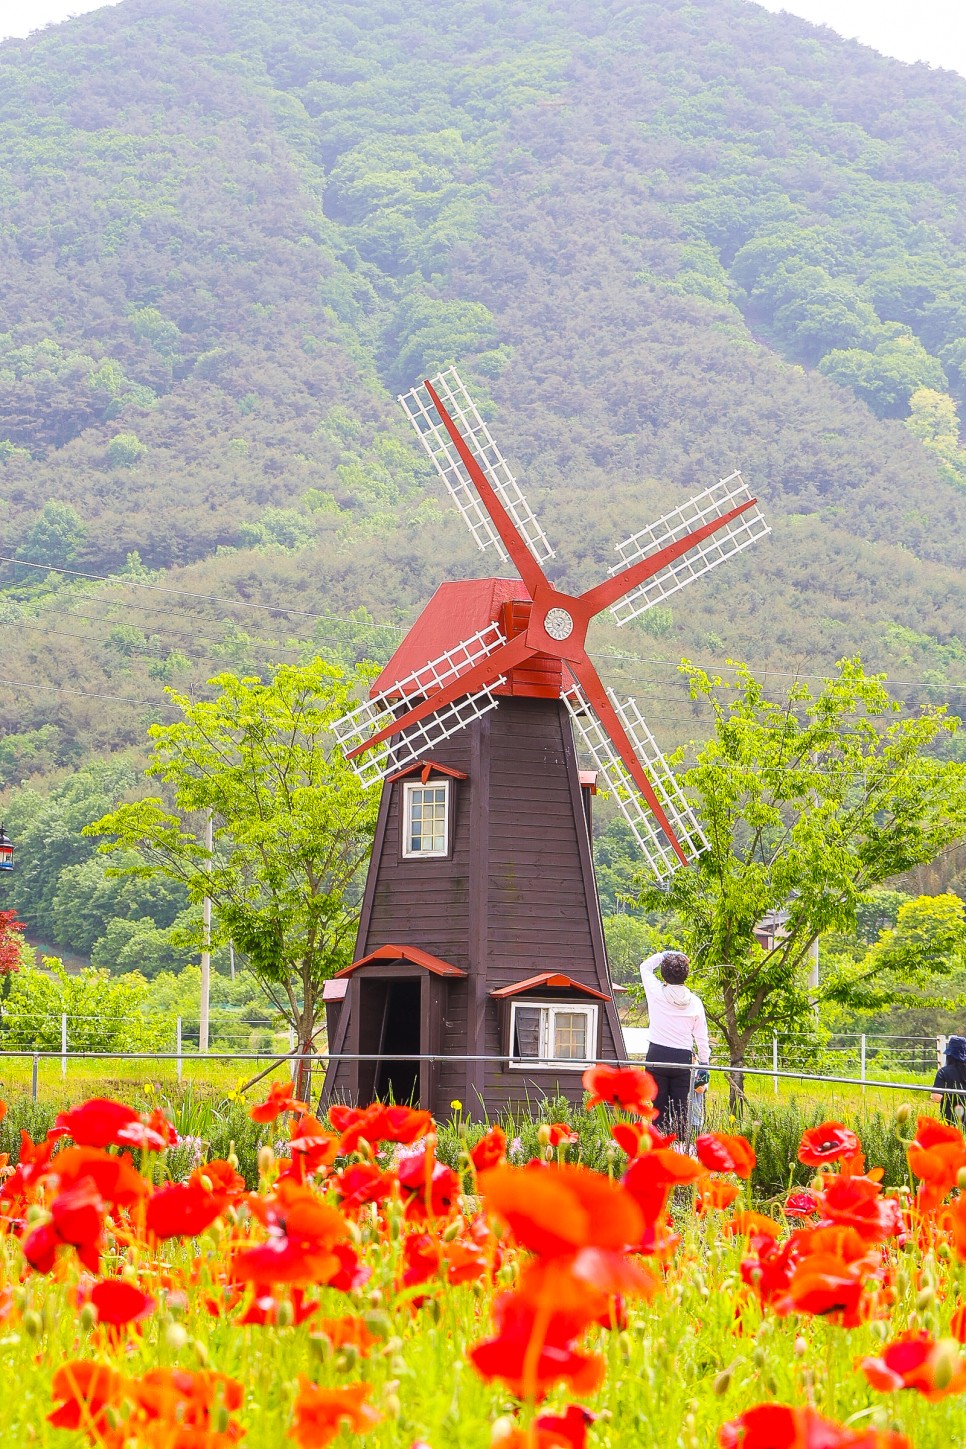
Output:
[0, 553, 404, 633]
[0, 672, 183, 713]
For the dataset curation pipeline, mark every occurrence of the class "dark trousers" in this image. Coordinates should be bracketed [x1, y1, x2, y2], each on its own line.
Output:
[645, 1042, 693, 1138]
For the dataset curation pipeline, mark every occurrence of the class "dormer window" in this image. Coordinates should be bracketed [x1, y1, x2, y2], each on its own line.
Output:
[403, 780, 450, 857]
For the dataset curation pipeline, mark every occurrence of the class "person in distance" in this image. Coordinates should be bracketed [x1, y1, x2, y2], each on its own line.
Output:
[930, 1034, 966, 1125]
[639, 949, 711, 1138]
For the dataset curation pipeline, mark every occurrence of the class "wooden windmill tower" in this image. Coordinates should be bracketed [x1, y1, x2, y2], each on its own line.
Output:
[321, 370, 769, 1117]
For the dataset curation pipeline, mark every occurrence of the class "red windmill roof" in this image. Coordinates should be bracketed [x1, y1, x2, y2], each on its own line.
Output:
[373, 578, 562, 701]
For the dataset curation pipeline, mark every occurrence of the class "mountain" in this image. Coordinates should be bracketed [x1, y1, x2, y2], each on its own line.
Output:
[1, 0, 966, 954]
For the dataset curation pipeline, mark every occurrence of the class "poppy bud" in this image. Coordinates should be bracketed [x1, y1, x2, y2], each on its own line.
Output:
[24, 1205, 50, 1227]
[917, 1286, 935, 1311]
[257, 1145, 275, 1177]
[362, 1310, 392, 1340]
[276, 1300, 294, 1328]
[214, 1405, 230, 1434]
[165, 1323, 188, 1352]
[442, 1219, 461, 1243]
[871, 1319, 889, 1341]
[199, 1174, 214, 1193]
[931, 1338, 960, 1391]
[369, 1288, 383, 1307]
[958, 1167, 966, 1190]
[752, 1347, 766, 1367]
[310, 1333, 332, 1362]
[537, 1124, 552, 1147]
[79, 1302, 98, 1332]
[194, 1338, 209, 1366]
[22, 1310, 42, 1339]
[382, 1336, 404, 1356]
[383, 1393, 401, 1421]
[896, 1104, 912, 1124]
[713, 1368, 732, 1395]
[939, 1243, 952, 1261]
[426, 1296, 441, 1324]
[335, 1345, 359, 1372]
[227, 1145, 239, 1170]
[491, 1416, 516, 1446]
[794, 1336, 808, 1357]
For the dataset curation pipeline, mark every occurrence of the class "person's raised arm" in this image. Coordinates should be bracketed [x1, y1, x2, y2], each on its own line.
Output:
[639, 952, 663, 1008]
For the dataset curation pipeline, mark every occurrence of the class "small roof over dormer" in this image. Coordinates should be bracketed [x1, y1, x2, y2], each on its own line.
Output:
[578, 770, 598, 794]
[335, 943, 468, 978]
[490, 972, 611, 1001]
[386, 760, 469, 784]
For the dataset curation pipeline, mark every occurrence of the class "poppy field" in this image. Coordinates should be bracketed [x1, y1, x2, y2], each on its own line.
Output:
[2, 1067, 966, 1448]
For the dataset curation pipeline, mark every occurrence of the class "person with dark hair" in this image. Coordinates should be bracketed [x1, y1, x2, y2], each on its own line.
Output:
[639, 950, 710, 1137]
[931, 1036, 966, 1124]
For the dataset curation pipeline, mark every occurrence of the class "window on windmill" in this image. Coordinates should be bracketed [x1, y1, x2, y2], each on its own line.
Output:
[510, 1001, 597, 1067]
[403, 781, 449, 857]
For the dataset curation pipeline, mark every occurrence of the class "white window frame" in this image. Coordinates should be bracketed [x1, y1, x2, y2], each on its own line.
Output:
[508, 999, 598, 1069]
[402, 778, 450, 859]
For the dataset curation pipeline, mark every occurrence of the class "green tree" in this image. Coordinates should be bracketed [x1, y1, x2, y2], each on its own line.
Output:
[638, 658, 966, 1108]
[88, 660, 380, 1088]
[2, 959, 167, 1052]
[15, 500, 86, 569]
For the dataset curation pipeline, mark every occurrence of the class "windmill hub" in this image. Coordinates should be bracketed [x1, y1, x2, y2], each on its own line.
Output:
[543, 606, 574, 641]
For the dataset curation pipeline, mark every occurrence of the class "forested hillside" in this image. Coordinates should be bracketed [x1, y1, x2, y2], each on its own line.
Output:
[2, 0, 966, 961]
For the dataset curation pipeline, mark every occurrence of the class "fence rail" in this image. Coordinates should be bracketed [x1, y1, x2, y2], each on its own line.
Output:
[0, 1045, 953, 1104]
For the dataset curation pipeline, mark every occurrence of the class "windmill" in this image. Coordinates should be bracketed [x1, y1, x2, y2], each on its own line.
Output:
[322, 369, 769, 1116]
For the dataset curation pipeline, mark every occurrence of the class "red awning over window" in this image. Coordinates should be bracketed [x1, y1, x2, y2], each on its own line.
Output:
[490, 972, 610, 1001]
[335, 944, 468, 979]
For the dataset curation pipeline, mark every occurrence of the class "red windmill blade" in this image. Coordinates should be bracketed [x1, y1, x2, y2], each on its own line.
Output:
[335, 369, 770, 875]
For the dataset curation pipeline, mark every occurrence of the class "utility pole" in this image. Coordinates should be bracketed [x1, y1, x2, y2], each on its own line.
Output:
[199, 808, 212, 1053]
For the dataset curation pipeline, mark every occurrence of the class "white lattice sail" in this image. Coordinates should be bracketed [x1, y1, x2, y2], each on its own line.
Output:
[563, 676, 709, 877]
[609, 472, 770, 626]
[400, 368, 554, 565]
[333, 624, 507, 787]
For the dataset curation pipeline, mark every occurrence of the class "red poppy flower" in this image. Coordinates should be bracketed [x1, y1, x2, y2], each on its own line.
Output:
[53, 1097, 142, 1149]
[544, 1122, 579, 1148]
[332, 1162, 394, 1213]
[48, 1361, 128, 1434]
[145, 1181, 226, 1241]
[312, 1316, 379, 1355]
[190, 1159, 246, 1199]
[582, 1064, 657, 1117]
[249, 1080, 310, 1123]
[696, 1179, 741, 1213]
[48, 1146, 147, 1210]
[23, 1177, 105, 1274]
[775, 1252, 871, 1327]
[479, 1163, 644, 1258]
[288, 1378, 381, 1448]
[785, 1191, 819, 1219]
[0, 1100, 6, 1123]
[696, 1133, 756, 1178]
[471, 1126, 508, 1172]
[622, 1148, 705, 1228]
[115, 1108, 178, 1153]
[860, 1332, 966, 1400]
[908, 1116, 966, 1210]
[497, 1405, 597, 1449]
[798, 1122, 861, 1167]
[815, 1175, 901, 1242]
[719, 1402, 911, 1448]
[468, 1292, 606, 1401]
[239, 1289, 319, 1327]
[90, 1278, 155, 1328]
[397, 1145, 460, 1220]
[952, 1305, 966, 1344]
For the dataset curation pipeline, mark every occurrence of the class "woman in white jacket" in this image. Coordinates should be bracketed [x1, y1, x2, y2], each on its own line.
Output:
[639, 950, 710, 1137]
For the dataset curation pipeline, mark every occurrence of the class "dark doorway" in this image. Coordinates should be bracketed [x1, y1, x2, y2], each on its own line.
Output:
[376, 978, 422, 1103]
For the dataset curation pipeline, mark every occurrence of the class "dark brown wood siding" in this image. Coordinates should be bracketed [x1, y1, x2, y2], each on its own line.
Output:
[324, 696, 625, 1119]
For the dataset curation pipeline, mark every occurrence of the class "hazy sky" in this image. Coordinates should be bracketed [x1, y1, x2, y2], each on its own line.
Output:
[1, 0, 965, 79]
